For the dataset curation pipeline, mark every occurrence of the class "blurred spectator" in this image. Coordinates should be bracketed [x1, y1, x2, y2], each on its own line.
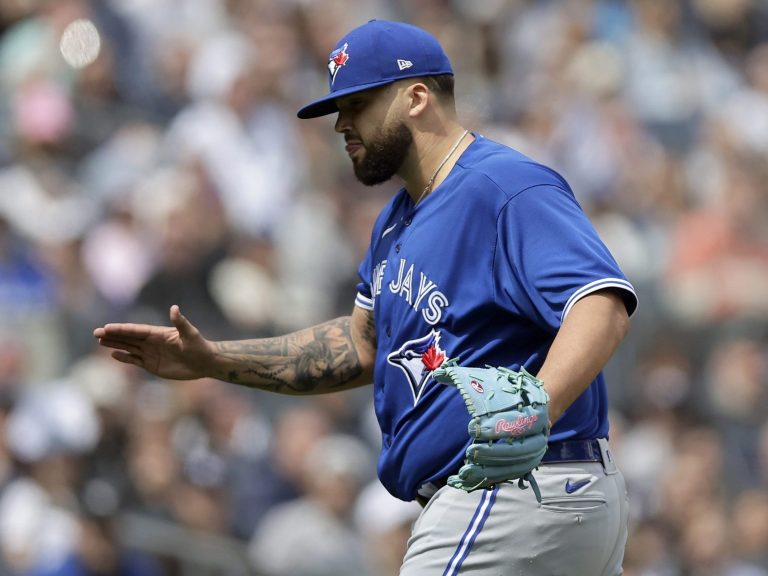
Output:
[129, 165, 232, 338]
[0, 378, 100, 574]
[705, 335, 768, 492]
[234, 403, 333, 539]
[0, 218, 61, 379]
[0, 476, 80, 574]
[690, 0, 768, 63]
[80, 205, 154, 311]
[731, 490, 768, 569]
[248, 433, 372, 576]
[657, 426, 725, 532]
[759, 421, 768, 485]
[162, 27, 303, 240]
[664, 150, 768, 324]
[353, 480, 420, 576]
[24, 512, 165, 576]
[679, 507, 768, 576]
[174, 379, 271, 539]
[717, 42, 768, 155]
[123, 382, 179, 523]
[620, 0, 738, 151]
[623, 518, 679, 576]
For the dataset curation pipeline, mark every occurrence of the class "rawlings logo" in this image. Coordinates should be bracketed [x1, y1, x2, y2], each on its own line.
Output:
[387, 330, 447, 404]
[495, 414, 538, 436]
[328, 43, 349, 85]
[471, 379, 484, 393]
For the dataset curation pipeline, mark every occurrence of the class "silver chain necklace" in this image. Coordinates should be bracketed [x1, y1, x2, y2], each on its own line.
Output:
[414, 129, 470, 205]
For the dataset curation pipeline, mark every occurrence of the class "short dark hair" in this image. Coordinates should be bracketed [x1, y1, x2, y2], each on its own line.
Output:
[420, 74, 455, 101]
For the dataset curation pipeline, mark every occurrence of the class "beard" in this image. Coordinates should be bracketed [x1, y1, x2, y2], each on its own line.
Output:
[352, 121, 413, 186]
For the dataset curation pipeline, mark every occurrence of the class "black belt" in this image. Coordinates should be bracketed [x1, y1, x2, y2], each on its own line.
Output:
[416, 439, 604, 506]
[416, 438, 603, 506]
[541, 438, 603, 464]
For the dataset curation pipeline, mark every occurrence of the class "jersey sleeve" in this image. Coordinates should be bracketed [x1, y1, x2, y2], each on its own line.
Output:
[355, 248, 374, 311]
[494, 184, 637, 331]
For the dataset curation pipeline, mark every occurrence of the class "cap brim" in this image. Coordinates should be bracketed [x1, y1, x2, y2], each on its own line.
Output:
[296, 94, 340, 119]
[296, 79, 397, 119]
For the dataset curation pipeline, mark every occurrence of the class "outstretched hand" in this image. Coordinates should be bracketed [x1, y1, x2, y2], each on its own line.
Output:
[93, 305, 213, 380]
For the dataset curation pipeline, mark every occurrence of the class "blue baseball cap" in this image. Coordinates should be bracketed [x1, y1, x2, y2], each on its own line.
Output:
[297, 20, 453, 119]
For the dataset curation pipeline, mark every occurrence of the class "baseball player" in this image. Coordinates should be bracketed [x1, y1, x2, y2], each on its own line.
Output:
[95, 20, 637, 575]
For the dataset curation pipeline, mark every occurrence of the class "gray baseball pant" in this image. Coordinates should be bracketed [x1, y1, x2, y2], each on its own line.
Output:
[400, 438, 629, 576]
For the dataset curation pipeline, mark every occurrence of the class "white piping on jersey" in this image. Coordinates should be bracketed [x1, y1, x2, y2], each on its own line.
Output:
[561, 277, 636, 323]
[355, 293, 374, 311]
[382, 223, 398, 238]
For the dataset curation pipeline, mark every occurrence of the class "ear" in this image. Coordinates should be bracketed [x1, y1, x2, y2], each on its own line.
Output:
[405, 82, 430, 118]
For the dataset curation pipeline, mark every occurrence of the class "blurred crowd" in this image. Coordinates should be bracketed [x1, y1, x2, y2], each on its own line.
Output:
[0, 0, 767, 574]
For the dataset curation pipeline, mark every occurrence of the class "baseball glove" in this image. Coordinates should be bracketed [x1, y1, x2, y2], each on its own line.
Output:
[432, 361, 550, 502]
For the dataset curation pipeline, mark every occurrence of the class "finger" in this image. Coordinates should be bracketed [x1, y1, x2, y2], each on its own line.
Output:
[98, 339, 143, 355]
[170, 305, 197, 339]
[95, 323, 154, 340]
[111, 350, 144, 367]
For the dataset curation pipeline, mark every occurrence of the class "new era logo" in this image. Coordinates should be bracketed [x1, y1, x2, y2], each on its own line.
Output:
[397, 59, 413, 71]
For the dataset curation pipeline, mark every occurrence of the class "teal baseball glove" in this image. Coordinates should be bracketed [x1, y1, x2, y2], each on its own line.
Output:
[432, 361, 550, 502]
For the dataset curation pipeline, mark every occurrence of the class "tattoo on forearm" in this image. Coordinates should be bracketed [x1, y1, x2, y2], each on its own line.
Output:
[212, 317, 363, 394]
[361, 310, 377, 349]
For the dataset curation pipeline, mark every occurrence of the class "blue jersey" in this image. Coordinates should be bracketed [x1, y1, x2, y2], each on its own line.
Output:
[355, 135, 637, 501]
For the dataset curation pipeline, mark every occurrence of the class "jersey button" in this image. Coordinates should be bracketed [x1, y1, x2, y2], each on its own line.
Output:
[395, 243, 401, 253]
[404, 217, 412, 226]
[386, 326, 392, 337]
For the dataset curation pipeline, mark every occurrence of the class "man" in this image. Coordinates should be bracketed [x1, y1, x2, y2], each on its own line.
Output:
[95, 20, 636, 575]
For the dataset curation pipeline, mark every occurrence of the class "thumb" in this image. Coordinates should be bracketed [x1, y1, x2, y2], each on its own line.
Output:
[170, 305, 197, 339]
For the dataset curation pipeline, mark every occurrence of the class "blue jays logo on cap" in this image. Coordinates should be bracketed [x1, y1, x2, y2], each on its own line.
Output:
[297, 20, 454, 119]
[328, 43, 350, 85]
[387, 330, 447, 404]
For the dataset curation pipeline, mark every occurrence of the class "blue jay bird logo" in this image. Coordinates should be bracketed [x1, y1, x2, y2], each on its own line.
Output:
[328, 43, 349, 85]
[387, 330, 446, 404]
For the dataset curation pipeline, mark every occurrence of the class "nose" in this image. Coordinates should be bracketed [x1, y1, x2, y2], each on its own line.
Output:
[334, 110, 349, 134]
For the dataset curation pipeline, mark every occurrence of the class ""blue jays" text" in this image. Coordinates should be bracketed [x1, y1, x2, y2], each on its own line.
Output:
[372, 258, 449, 325]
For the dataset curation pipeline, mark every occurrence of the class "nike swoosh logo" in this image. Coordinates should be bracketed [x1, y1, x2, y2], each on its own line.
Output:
[565, 478, 591, 494]
[382, 223, 398, 238]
